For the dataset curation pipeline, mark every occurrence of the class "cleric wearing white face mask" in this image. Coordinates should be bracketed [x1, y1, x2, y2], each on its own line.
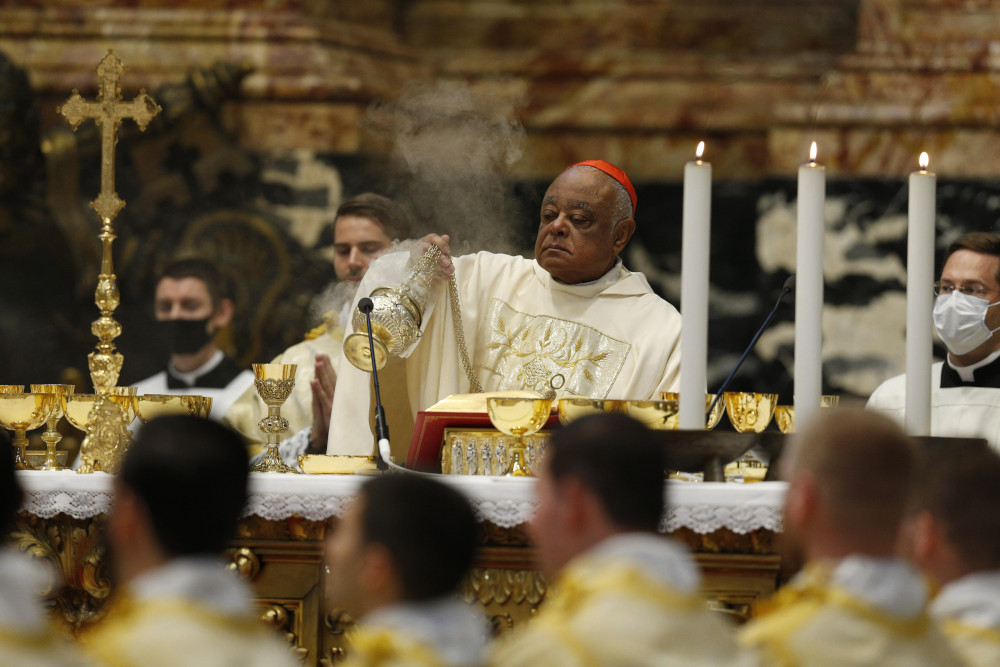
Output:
[868, 231, 1000, 452]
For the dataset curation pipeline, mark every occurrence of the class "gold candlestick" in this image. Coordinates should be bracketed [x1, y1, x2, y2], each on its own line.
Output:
[250, 364, 299, 474]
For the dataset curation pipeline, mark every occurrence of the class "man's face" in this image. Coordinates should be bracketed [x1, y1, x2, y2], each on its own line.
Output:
[528, 458, 575, 578]
[534, 167, 632, 284]
[333, 215, 393, 283]
[939, 249, 1000, 339]
[325, 500, 370, 617]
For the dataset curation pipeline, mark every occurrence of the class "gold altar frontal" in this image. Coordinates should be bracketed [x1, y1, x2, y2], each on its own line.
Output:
[12, 471, 784, 666]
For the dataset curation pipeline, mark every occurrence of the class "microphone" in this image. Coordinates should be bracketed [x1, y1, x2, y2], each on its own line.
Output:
[358, 297, 390, 471]
[705, 275, 796, 418]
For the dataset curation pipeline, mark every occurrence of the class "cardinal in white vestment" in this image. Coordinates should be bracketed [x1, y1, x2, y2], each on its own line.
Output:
[328, 160, 682, 456]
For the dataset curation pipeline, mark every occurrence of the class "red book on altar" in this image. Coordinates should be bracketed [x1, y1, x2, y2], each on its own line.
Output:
[406, 392, 559, 472]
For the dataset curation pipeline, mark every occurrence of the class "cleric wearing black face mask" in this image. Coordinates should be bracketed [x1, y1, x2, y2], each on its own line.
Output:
[868, 231, 1000, 452]
[132, 258, 254, 421]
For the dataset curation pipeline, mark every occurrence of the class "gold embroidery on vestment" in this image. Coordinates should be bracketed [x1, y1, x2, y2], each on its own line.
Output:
[479, 299, 630, 398]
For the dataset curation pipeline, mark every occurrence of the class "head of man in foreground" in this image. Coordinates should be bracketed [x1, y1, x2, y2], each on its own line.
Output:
[781, 408, 918, 563]
[108, 416, 248, 582]
[326, 474, 477, 618]
[534, 160, 637, 285]
[530, 412, 665, 578]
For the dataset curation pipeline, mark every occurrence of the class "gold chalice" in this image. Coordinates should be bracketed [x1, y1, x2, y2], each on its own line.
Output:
[110, 386, 138, 423]
[30, 384, 75, 470]
[249, 363, 299, 474]
[624, 399, 679, 430]
[660, 393, 727, 429]
[133, 394, 201, 423]
[724, 392, 778, 433]
[557, 398, 618, 425]
[65, 393, 138, 473]
[0, 385, 24, 394]
[772, 396, 840, 434]
[197, 396, 213, 419]
[486, 396, 552, 477]
[0, 393, 56, 470]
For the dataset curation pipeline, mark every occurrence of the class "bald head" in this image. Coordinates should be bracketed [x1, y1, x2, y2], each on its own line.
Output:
[784, 409, 918, 558]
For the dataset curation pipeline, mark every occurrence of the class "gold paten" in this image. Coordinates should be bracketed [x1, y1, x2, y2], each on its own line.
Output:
[59, 51, 161, 473]
[250, 363, 299, 474]
[30, 384, 75, 470]
[441, 428, 551, 476]
[298, 454, 376, 475]
[0, 393, 56, 470]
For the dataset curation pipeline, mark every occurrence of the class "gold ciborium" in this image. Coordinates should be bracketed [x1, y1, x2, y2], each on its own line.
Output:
[0, 393, 56, 470]
[30, 384, 75, 470]
[249, 364, 299, 474]
[724, 392, 778, 433]
[773, 396, 840, 434]
[557, 398, 620, 425]
[133, 394, 201, 423]
[660, 393, 727, 429]
[486, 396, 552, 477]
[624, 399, 680, 430]
[344, 245, 442, 372]
[0, 385, 24, 394]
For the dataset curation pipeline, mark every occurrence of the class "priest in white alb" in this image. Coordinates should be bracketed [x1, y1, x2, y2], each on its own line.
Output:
[327, 160, 683, 456]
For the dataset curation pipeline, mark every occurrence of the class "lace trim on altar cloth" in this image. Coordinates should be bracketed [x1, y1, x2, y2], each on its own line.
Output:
[662, 502, 783, 535]
[20, 489, 115, 520]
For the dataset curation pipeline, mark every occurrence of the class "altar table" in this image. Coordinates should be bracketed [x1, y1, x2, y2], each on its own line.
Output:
[13, 470, 786, 665]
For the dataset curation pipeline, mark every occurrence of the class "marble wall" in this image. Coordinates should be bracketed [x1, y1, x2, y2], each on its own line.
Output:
[2, 0, 1000, 404]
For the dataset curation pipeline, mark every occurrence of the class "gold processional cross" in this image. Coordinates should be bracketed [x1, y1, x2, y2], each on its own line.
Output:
[58, 51, 161, 473]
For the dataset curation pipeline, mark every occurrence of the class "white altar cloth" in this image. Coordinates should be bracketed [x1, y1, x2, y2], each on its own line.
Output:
[15, 471, 785, 535]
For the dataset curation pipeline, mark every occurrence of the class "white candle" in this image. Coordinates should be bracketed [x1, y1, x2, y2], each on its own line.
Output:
[906, 152, 935, 435]
[679, 141, 712, 429]
[794, 142, 825, 427]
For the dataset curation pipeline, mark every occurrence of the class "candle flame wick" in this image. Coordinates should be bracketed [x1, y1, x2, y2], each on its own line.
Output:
[809, 141, 818, 162]
[695, 141, 705, 160]
[919, 151, 930, 170]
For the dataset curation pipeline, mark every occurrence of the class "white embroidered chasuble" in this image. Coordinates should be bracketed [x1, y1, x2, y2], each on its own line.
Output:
[328, 251, 682, 455]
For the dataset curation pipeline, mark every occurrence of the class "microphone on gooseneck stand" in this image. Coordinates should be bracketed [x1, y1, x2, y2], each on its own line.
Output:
[705, 274, 796, 419]
[359, 297, 390, 471]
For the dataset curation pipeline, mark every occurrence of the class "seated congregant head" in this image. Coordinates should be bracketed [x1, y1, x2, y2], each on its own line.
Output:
[108, 416, 249, 582]
[325, 474, 477, 619]
[534, 161, 637, 285]
[529, 413, 665, 578]
[780, 408, 918, 564]
[909, 443, 1000, 586]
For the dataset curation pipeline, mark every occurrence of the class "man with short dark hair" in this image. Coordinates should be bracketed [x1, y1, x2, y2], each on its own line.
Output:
[329, 161, 683, 455]
[739, 408, 961, 665]
[327, 475, 486, 666]
[909, 444, 1000, 665]
[488, 414, 750, 666]
[78, 417, 297, 667]
[0, 431, 91, 665]
[135, 257, 253, 419]
[869, 231, 1000, 451]
[224, 193, 409, 461]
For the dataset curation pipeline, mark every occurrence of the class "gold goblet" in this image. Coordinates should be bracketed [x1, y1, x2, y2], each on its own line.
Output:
[624, 399, 679, 430]
[660, 393, 727, 429]
[133, 394, 201, 423]
[249, 364, 299, 474]
[30, 384, 75, 470]
[0, 393, 56, 470]
[724, 392, 778, 433]
[486, 396, 552, 477]
[0, 385, 24, 394]
[772, 396, 840, 434]
[557, 398, 616, 425]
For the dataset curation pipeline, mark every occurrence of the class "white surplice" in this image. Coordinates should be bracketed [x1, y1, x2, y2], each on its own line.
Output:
[328, 250, 682, 455]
